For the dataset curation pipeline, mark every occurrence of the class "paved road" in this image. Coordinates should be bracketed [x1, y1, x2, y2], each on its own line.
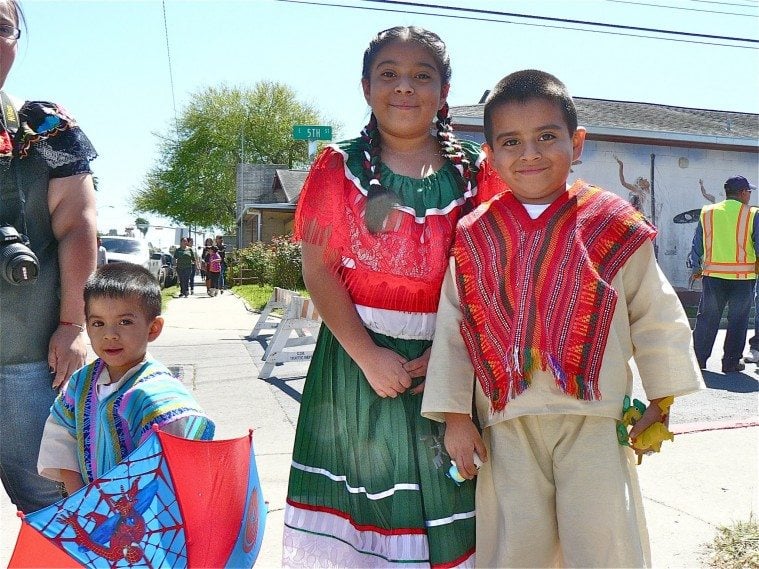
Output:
[631, 330, 758, 429]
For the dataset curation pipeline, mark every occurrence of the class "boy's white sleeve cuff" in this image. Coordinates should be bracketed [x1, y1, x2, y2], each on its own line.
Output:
[37, 416, 80, 482]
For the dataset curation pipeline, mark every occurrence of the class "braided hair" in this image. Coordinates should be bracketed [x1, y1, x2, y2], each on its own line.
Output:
[360, 27, 473, 233]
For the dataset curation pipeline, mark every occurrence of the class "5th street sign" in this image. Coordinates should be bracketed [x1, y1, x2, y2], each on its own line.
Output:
[292, 125, 333, 141]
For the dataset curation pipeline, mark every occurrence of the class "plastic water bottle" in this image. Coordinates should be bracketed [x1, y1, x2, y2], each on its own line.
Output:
[447, 453, 483, 485]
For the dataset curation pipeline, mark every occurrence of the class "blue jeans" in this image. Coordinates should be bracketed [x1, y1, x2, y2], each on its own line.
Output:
[177, 266, 192, 296]
[219, 261, 226, 290]
[693, 276, 754, 367]
[0, 361, 63, 513]
[750, 281, 759, 351]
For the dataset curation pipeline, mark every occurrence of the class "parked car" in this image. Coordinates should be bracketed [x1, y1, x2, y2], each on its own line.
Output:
[100, 236, 161, 280]
[155, 251, 177, 289]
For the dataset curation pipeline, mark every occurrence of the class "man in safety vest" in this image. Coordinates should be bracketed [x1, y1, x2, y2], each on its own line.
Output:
[688, 175, 758, 373]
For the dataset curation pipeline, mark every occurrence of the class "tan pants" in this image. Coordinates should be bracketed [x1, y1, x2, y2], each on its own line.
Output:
[475, 415, 650, 568]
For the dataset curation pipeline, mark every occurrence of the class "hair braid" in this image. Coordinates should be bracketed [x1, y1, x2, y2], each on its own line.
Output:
[435, 103, 473, 197]
[361, 113, 399, 233]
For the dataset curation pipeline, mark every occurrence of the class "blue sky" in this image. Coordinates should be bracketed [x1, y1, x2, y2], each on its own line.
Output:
[7, 0, 758, 236]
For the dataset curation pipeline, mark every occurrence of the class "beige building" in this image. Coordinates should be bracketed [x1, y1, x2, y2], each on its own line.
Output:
[235, 164, 307, 248]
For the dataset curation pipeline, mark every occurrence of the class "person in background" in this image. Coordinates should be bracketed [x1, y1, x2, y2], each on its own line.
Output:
[0, 0, 98, 513]
[202, 237, 213, 294]
[37, 263, 214, 494]
[688, 175, 758, 373]
[205, 245, 222, 297]
[187, 237, 197, 294]
[282, 25, 503, 568]
[96, 235, 107, 267]
[215, 234, 226, 293]
[172, 237, 196, 298]
[422, 70, 703, 568]
[746, 283, 759, 363]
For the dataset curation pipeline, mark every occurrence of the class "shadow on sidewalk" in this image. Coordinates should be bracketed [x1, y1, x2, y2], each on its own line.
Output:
[702, 370, 759, 393]
[261, 376, 302, 403]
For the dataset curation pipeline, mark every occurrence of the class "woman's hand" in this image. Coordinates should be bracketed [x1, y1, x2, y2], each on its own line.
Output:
[48, 325, 87, 389]
[359, 345, 412, 398]
[48, 173, 97, 389]
[405, 347, 431, 394]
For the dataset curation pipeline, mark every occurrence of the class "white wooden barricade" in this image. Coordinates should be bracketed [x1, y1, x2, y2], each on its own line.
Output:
[249, 287, 299, 339]
[258, 294, 322, 379]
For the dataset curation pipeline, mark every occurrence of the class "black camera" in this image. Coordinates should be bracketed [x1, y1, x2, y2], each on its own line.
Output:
[0, 224, 39, 285]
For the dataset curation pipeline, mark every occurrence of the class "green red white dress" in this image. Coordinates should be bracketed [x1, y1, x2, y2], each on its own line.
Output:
[283, 138, 496, 568]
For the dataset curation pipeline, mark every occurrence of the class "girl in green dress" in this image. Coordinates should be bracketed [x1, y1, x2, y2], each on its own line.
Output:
[283, 26, 501, 568]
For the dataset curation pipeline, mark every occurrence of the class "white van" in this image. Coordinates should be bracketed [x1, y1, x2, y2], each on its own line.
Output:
[100, 236, 162, 281]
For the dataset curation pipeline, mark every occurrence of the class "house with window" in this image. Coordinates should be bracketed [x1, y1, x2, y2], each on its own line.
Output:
[235, 164, 308, 248]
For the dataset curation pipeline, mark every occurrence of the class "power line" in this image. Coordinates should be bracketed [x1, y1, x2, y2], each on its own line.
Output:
[278, 0, 758, 49]
[362, 0, 758, 44]
[603, 0, 758, 17]
[162, 1, 180, 136]
[688, 0, 759, 7]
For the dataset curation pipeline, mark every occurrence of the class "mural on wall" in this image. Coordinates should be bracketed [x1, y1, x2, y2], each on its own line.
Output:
[613, 155, 651, 216]
[699, 179, 717, 204]
[673, 179, 717, 223]
[572, 142, 758, 290]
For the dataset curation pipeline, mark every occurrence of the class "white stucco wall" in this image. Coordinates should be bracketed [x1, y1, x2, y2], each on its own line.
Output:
[571, 141, 758, 289]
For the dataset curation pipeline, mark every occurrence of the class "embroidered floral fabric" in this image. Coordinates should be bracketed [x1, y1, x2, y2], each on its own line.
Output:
[0, 100, 97, 175]
[294, 138, 489, 314]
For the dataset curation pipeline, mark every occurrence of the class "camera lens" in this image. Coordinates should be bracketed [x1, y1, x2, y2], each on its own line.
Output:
[0, 244, 39, 285]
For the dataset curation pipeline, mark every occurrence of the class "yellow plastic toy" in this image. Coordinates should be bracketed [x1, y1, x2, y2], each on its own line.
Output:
[617, 395, 675, 463]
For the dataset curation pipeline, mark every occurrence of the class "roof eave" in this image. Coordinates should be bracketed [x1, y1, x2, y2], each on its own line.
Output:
[451, 117, 758, 149]
[584, 125, 758, 149]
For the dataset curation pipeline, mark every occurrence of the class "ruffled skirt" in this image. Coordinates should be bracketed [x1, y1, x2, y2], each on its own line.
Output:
[283, 326, 475, 568]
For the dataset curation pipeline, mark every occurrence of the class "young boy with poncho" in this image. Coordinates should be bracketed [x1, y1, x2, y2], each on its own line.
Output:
[421, 70, 704, 568]
[38, 263, 214, 495]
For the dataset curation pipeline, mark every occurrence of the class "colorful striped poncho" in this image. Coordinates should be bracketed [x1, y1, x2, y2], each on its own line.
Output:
[453, 181, 656, 412]
[50, 359, 214, 484]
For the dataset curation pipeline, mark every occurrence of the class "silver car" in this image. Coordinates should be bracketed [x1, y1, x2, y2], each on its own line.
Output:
[100, 236, 161, 280]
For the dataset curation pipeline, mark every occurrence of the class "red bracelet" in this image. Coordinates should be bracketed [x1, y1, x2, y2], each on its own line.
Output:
[59, 321, 85, 332]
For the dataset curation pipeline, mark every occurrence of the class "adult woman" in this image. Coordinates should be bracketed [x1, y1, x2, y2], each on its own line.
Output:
[0, 0, 97, 513]
[201, 237, 213, 294]
[172, 237, 196, 298]
[283, 26, 500, 568]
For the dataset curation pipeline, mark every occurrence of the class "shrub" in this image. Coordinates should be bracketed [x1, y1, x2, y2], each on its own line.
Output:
[227, 241, 271, 284]
[269, 235, 304, 290]
[227, 234, 303, 289]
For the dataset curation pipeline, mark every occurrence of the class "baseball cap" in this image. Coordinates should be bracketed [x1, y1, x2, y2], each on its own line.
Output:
[724, 176, 756, 192]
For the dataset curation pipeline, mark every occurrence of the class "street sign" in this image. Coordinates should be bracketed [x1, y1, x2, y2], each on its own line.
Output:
[292, 125, 332, 141]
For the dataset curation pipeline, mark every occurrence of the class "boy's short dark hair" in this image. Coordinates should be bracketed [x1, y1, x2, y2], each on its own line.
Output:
[483, 69, 578, 147]
[84, 263, 161, 320]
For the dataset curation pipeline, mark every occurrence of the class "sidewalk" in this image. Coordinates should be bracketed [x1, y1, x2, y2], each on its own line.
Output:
[1, 286, 757, 568]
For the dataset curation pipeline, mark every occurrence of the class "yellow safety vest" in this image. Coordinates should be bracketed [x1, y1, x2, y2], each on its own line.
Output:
[701, 200, 757, 280]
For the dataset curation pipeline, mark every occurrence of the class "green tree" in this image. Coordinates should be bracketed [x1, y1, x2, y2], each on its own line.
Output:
[133, 81, 332, 230]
